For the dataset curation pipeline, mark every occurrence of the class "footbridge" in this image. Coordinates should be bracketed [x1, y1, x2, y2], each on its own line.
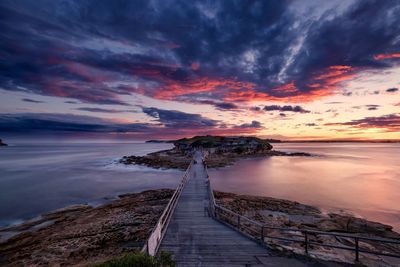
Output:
[141, 151, 400, 266]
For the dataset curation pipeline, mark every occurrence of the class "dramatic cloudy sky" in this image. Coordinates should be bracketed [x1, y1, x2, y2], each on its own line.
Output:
[1, 0, 400, 140]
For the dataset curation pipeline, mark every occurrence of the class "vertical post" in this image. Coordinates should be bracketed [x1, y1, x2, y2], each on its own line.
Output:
[355, 237, 359, 262]
[260, 226, 264, 242]
[237, 214, 241, 229]
[304, 232, 309, 255]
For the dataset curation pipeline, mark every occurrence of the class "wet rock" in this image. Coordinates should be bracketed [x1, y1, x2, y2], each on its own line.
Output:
[120, 138, 312, 170]
[120, 150, 191, 170]
[319, 213, 400, 238]
[0, 189, 173, 267]
[214, 191, 400, 266]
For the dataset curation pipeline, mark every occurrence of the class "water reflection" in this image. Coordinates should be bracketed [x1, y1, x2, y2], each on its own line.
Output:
[0, 142, 181, 227]
[209, 143, 400, 231]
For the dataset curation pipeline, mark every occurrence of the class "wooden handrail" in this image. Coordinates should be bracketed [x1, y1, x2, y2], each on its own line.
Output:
[201, 154, 400, 262]
[141, 159, 194, 256]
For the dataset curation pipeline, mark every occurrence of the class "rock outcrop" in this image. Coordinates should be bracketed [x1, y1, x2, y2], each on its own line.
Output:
[214, 191, 400, 266]
[0, 189, 173, 267]
[120, 135, 312, 170]
[120, 149, 191, 170]
[0, 139, 7, 146]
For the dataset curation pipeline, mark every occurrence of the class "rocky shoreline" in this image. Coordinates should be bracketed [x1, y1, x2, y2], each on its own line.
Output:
[120, 135, 313, 170]
[204, 150, 312, 168]
[0, 189, 173, 267]
[120, 149, 191, 170]
[120, 148, 312, 170]
[214, 191, 400, 266]
[1, 189, 399, 266]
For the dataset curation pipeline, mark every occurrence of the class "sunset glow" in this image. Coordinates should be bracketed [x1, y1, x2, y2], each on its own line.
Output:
[0, 0, 399, 141]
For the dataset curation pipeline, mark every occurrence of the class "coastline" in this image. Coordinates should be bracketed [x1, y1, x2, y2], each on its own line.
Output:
[1, 189, 399, 266]
[214, 191, 400, 265]
[0, 189, 173, 266]
[120, 148, 313, 170]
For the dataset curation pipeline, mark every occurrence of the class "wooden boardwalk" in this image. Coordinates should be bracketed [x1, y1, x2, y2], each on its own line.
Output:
[159, 151, 309, 267]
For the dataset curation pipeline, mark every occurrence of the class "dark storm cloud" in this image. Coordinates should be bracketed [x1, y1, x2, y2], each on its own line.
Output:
[366, 104, 380, 110]
[76, 107, 131, 113]
[263, 105, 310, 113]
[236, 120, 263, 129]
[325, 114, 400, 131]
[0, 111, 262, 137]
[210, 102, 239, 110]
[1, 0, 400, 106]
[285, 0, 400, 88]
[251, 107, 262, 112]
[142, 107, 220, 128]
[22, 98, 45, 103]
[386, 88, 399, 93]
[0, 113, 151, 133]
[197, 100, 239, 110]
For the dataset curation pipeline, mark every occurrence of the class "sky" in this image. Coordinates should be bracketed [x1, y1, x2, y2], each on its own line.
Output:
[0, 0, 400, 141]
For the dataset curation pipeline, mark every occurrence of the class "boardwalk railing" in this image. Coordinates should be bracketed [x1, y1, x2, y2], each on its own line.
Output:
[142, 160, 194, 256]
[203, 160, 400, 263]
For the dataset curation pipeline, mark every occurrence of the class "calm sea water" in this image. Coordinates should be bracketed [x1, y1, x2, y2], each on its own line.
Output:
[1, 142, 399, 232]
[0, 142, 181, 228]
[209, 143, 400, 231]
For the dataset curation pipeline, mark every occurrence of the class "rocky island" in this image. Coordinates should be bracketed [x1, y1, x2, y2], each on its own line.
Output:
[0, 138, 7, 146]
[121, 135, 312, 170]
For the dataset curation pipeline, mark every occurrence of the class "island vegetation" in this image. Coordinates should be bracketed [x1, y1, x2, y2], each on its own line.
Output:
[94, 251, 175, 267]
[121, 135, 311, 170]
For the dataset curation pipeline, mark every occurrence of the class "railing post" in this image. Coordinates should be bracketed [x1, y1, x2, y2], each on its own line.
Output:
[355, 237, 359, 262]
[304, 232, 309, 255]
[260, 226, 264, 242]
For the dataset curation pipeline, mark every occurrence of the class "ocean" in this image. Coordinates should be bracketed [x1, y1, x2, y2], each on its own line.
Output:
[210, 142, 400, 231]
[1, 141, 399, 231]
[0, 142, 181, 227]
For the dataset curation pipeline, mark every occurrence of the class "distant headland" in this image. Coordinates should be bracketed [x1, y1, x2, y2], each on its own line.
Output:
[146, 137, 400, 144]
[0, 139, 7, 146]
[122, 135, 311, 169]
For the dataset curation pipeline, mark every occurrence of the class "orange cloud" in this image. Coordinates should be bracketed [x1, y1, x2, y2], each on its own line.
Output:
[128, 63, 356, 104]
[153, 78, 256, 100]
[374, 53, 400, 60]
[271, 81, 299, 95]
[225, 65, 356, 103]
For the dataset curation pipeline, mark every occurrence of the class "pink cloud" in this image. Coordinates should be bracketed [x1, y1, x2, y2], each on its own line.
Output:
[374, 53, 400, 60]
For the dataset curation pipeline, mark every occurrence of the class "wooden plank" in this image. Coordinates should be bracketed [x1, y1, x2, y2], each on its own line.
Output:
[158, 151, 272, 266]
